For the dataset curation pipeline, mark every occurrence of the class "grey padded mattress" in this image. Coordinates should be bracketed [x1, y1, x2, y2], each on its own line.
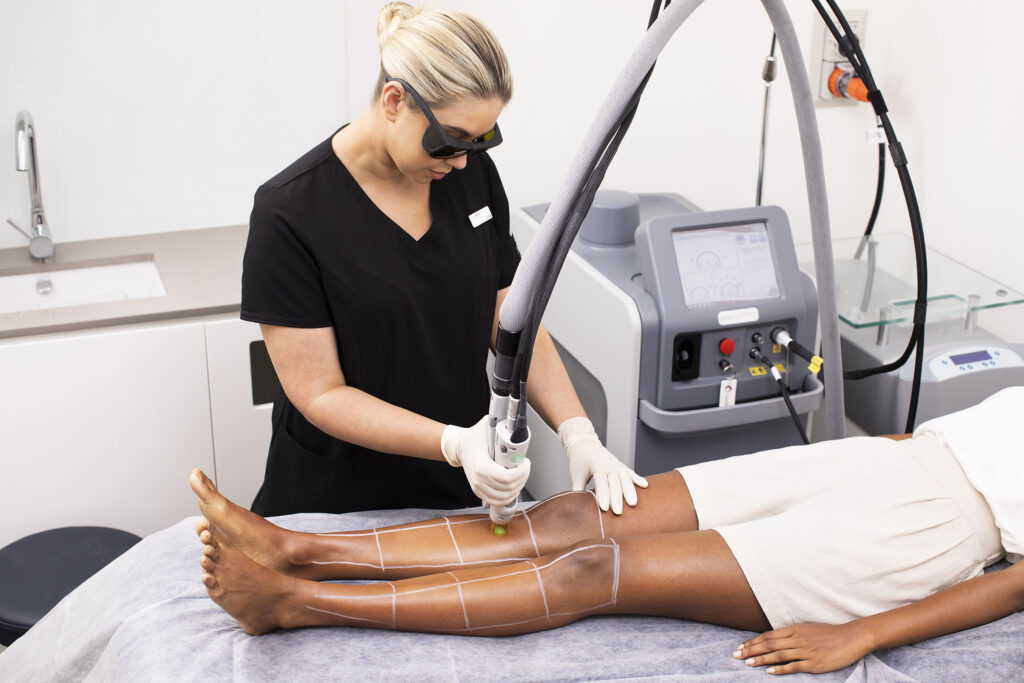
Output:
[0, 508, 1021, 681]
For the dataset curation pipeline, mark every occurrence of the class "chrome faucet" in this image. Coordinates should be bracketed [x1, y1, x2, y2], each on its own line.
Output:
[6, 111, 55, 261]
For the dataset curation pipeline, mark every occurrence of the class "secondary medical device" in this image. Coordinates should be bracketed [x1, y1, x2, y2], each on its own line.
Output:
[824, 234, 1024, 434]
[513, 191, 823, 499]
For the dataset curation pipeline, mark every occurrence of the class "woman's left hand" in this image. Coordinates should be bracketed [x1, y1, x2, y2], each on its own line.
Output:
[733, 622, 873, 675]
[558, 417, 648, 515]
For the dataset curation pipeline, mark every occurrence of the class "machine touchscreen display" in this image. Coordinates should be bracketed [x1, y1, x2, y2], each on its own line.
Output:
[672, 222, 781, 309]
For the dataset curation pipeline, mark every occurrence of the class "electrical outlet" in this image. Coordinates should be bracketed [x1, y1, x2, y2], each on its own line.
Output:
[810, 9, 867, 107]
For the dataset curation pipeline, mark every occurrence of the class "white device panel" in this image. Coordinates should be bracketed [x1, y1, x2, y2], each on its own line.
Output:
[929, 345, 1024, 381]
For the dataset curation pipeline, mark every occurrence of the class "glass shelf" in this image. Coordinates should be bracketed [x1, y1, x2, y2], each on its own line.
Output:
[795, 232, 1024, 329]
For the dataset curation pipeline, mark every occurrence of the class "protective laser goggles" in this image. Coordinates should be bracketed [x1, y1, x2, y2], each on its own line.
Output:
[386, 77, 502, 159]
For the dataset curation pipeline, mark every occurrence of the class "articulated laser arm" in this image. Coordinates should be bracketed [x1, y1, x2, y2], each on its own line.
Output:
[487, 0, 859, 531]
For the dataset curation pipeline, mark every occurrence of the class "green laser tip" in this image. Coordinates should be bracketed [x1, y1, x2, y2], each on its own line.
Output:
[493, 525, 506, 536]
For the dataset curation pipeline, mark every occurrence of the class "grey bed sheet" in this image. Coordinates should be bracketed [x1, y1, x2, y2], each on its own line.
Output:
[0, 507, 1020, 682]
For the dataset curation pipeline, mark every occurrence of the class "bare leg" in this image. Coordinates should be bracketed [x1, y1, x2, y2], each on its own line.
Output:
[190, 468, 699, 580]
[199, 523, 769, 636]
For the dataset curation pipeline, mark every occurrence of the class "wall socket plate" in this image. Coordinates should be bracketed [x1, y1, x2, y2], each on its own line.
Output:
[810, 8, 867, 107]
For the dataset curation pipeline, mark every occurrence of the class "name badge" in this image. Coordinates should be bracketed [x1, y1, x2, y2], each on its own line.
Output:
[469, 206, 493, 228]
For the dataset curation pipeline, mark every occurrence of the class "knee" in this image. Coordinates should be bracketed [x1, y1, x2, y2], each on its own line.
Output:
[542, 539, 620, 612]
[527, 491, 602, 537]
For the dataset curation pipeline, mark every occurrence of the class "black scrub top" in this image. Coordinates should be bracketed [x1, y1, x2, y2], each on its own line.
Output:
[241, 131, 520, 516]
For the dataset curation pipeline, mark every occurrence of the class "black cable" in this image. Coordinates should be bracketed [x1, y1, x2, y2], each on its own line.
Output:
[862, 132, 885, 242]
[809, 0, 928, 432]
[776, 376, 810, 444]
[752, 349, 810, 444]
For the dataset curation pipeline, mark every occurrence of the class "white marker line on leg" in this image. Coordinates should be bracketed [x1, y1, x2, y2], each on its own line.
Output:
[389, 581, 397, 630]
[610, 538, 620, 604]
[595, 493, 605, 538]
[528, 560, 550, 622]
[374, 529, 384, 572]
[308, 545, 620, 635]
[315, 543, 612, 601]
[316, 517, 486, 538]
[443, 517, 464, 565]
[460, 596, 620, 634]
[311, 557, 534, 570]
[521, 509, 540, 556]
[306, 605, 393, 628]
[448, 571, 471, 630]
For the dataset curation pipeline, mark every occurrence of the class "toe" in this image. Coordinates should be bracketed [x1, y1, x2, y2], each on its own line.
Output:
[195, 517, 211, 536]
[190, 469, 215, 498]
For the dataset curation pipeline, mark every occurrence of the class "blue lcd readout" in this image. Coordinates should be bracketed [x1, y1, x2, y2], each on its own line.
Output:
[949, 350, 991, 365]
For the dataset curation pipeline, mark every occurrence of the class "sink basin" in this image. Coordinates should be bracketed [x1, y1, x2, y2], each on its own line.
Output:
[0, 256, 166, 315]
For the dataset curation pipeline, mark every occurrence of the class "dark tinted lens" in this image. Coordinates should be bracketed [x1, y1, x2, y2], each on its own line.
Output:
[422, 121, 501, 158]
[432, 147, 465, 159]
[422, 124, 449, 152]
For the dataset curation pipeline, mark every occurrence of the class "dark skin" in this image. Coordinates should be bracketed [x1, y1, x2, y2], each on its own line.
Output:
[191, 469, 769, 636]
[190, 433, 1024, 674]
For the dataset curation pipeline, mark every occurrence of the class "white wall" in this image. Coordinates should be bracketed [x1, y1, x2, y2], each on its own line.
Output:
[3, 1, 1021, 338]
[0, 0, 348, 248]
[347, 0, 1024, 339]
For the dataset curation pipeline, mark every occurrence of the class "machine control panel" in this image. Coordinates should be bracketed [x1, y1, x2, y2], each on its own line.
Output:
[636, 206, 819, 410]
[929, 346, 1024, 381]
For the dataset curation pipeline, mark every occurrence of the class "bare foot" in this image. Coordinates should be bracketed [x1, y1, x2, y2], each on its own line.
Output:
[198, 523, 303, 635]
[190, 469, 301, 575]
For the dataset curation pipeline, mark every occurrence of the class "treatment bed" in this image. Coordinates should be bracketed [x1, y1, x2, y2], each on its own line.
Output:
[1, 506, 1020, 681]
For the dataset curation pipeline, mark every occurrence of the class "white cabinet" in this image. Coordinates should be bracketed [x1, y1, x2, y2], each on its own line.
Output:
[204, 317, 273, 508]
[0, 320, 216, 549]
[0, 315, 274, 549]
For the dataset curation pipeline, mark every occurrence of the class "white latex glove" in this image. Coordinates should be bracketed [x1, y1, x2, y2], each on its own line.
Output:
[558, 416, 648, 514]
[440, 416, 531, 507]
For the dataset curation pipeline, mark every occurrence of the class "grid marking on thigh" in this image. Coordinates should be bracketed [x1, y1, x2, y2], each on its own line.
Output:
[443, 517, 464, 564]
[595, 494, 605, 538]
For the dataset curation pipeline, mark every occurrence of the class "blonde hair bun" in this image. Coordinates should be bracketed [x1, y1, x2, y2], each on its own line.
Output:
[373, 2, 512, 108]
[377, 2, 418, 51]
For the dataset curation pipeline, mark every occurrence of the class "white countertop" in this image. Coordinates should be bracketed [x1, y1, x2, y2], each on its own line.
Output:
[0, 224, 248, 339]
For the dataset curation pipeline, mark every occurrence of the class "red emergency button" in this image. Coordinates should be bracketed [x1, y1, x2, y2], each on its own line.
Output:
[719, 338, 736, 355]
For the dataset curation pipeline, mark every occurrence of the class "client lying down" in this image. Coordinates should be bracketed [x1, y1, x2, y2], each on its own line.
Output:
[191, 387, 1023, 675]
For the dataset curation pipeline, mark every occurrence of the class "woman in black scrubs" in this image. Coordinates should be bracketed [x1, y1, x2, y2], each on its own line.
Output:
[241, 2, 646, 517]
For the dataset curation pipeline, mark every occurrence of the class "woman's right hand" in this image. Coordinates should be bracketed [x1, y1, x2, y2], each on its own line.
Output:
[441, 416, 531, 507]
[733, 621, 873, 675]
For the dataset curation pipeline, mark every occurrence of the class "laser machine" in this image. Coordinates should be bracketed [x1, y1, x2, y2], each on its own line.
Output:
[513, 190, 824, 499]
